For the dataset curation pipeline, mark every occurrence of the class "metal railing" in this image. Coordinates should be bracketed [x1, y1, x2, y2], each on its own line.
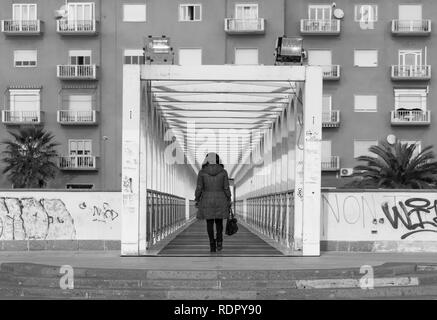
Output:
[244, 190, 294, 246]
[391, 110, 431, 125]
[59, 156, 97, 170]
[224, 18, 265, 33]
[391, 19, 431, 34]
[321, 156, 340, 171]
[320, 65, 340, 79]
[57, 110, 96, 124]
[56, 19, 97, 33]
[1, 20, 41, 33]
[391, 65, 431, 79]
[57, 65, 97, 79]
[146, 189, 186, 248]
[300, 19, 340, 33]
[1, 110, 42, 124]
[322, 110, 340, 127]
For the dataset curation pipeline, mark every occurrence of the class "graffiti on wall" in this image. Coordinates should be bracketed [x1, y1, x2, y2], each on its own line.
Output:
[382, 198, 437, 240]
[322, 193, 437, 241]
[0, 197, 76, 240]
[78, 202, 119, 223]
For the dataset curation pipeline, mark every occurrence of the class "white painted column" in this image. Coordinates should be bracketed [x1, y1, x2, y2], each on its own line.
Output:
[302, 66, 323, 256]
[121, 65, 142, 256]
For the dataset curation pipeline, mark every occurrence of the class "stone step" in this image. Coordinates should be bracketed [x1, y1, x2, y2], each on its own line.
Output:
[1, 283, 437, 300]
[1, 262, 430, 280]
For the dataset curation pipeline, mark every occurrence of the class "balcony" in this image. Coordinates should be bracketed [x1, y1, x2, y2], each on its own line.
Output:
[391, 20, 431, 35]
[322, 110, 340, 128]
[57, 110, 98, 125]
[320, 65, 340, 80]
[1, 110, 43, 125]
[59, 156, 98, 171]
[56, 19, 98, 35]
[57, 65, 98, 80]
[224, 18, 265, 34]
[300, 19, 340, 35]
[322, 156, 340, 171]
[391, 65, 431, 81]
[390, 110, 431, 126]
[1, 20, 42, 35]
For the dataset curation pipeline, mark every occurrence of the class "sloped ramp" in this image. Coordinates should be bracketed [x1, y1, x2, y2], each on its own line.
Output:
[158, 219, 283, 256]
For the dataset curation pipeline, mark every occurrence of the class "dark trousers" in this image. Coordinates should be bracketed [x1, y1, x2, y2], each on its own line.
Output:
[206, 219, 223, 243]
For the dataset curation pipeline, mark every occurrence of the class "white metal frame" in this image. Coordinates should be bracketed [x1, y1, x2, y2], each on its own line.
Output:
[122, 64, 322, 257]
[123, 3, 147, 22]
[13, 49, 37, 68]
[354, 94, 378, 112]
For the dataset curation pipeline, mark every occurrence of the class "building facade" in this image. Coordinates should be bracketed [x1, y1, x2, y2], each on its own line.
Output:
[0, 0, 435, 189]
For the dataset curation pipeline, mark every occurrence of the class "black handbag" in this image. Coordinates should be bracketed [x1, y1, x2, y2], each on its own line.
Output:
[225, 207, 238, 236]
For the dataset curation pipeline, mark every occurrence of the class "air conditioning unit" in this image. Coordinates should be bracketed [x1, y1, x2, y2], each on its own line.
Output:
[340, 168, 354, 177]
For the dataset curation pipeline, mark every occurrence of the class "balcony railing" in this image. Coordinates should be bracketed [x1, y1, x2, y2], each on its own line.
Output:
[391, 19, 431, 35]
[146, 189, 187, 249]
[322, 156, 340, 171]
[57, 110, 98, 125]
[57, 65, 98, 80]
[1, 20, 42, 35]
[56, 19, 98, 35]
[59, 156, 98, 170]
[1, 110, 42, 124]
[245, 191, 294, 247]
[300, 19, 340, 34]
[391, 65, 431, 80]
[390, 110, 431, 126]
[322, 110, 340, 128]
[319, 65, 340, 80]
[224, 18, 265, 34]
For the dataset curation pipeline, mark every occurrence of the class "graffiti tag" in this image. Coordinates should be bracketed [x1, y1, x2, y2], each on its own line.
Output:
[381, 198, 437, 240]
[79, 202, 119, 223]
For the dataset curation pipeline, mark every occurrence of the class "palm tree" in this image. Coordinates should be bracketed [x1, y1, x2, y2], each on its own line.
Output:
[1, 127, 59, 188]
[348, 140, 437, 189]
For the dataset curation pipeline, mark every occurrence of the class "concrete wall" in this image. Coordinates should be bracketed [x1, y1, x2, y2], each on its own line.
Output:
[321, 190, 437, 252]
[0, 190, 120, 250]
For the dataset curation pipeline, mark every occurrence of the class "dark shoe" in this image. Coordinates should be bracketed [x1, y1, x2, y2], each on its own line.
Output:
[210, 240, 216, 252]
[217, 241, 223, 251]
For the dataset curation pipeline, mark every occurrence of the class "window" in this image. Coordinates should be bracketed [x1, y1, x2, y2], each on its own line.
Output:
[9, 89, 40, 112]
[399, 5, 422, 20]
[68, 95, 93, 112]
[14, 50, 37, 67]
[69, 140, 92, 156]
[67, 2, 95, 21]
[178, 48, 202, 65]
[124, 49, 145, 65]
[322, 95, 332, 113]
[399, 50, 422, 66]
[123, 4, 146, 22]
[354, 50, 378, 67]
[354, 95, 377, 112]
[354, 140, 377, 158]
[235, 48, 258, 65]
[69, 50, 92, 65]
[394, 89, 427, 111]
[179, 4, 201, 21]
[66, 184, 94, 189]
[354, 5, 378, 22]
[307, 50, 332, 65]
[13, 3, 37, 21]
[235, 4, 258, 20]
[308, 5, 331, 20]
[321, 140, 332, 160]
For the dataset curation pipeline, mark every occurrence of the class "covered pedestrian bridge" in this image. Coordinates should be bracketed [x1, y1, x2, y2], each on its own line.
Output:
[122, 64, 322, 257]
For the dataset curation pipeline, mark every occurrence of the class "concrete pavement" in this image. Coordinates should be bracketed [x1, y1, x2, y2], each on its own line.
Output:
[1, 251, 437, 270]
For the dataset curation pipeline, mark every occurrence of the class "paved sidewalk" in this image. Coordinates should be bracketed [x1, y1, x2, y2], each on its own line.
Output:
[1, 251, 437, 270]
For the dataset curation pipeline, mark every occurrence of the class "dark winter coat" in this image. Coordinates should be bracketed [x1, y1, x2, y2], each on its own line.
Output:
[195, 164, 232, 220]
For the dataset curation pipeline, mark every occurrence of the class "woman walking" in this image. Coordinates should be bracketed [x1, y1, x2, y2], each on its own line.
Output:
[195, 153, 232, 252]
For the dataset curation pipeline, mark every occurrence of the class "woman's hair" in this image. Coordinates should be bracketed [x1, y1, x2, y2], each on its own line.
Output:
[202, 152, 223, 169]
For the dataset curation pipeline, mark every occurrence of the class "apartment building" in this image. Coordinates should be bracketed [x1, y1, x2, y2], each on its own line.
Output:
[0, 0, 435, 189]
